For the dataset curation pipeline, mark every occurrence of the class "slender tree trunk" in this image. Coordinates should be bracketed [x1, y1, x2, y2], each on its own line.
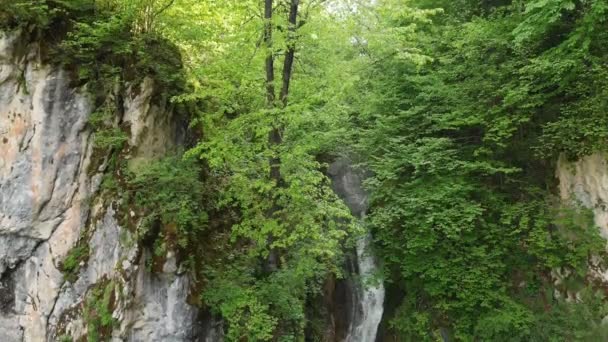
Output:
[266, 0, 282, 196]
[280, 0, 299, 106]
[264, 0, 300, 274]
[271, 0, 300, 184]
[263, 1, 302, 337]
[264, 0, 276, 106]
[264, 0, 280, 272]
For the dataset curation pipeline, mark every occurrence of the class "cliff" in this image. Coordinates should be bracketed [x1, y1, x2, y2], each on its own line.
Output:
[0, 31, 199, 342]
[558, 153, 608, 284]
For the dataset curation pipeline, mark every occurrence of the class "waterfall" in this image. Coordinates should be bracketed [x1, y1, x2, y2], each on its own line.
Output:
[328, 158, 385, 342]
[346, 231, 385, 342]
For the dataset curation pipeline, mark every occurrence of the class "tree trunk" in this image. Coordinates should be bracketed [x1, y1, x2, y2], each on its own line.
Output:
[264, 0, 300, 274]
[280, 0, 299, 106]
[264, 0, 280, 273]
[264, 0, 276, 106]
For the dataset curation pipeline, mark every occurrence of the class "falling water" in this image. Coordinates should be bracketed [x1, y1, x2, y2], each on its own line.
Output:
[328, 158, 385, 342]
[346, 230, 385, 342]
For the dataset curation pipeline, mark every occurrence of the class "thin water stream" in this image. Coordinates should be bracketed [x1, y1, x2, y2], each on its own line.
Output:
[346, 231, 385, 342]
[328, 158, 385, 342]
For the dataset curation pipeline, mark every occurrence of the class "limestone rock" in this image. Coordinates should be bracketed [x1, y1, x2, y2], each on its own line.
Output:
[0, 31, 200, 342]
[557, 153, 608, 286]
[557, 153, 608, 239]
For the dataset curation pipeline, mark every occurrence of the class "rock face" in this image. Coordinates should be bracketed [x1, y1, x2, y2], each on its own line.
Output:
[557, 153, 608, 285]
[557, 153, 608, 239]
[0, 32, 199, 341]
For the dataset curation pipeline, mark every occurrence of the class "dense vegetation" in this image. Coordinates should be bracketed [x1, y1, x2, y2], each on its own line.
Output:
[2, 0, 608, 340]
[356, 1, 608, 339]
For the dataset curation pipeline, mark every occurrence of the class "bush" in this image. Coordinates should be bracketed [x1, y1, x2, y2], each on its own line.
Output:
[127, 156, 208, 252]
[60, 245, 89, 283]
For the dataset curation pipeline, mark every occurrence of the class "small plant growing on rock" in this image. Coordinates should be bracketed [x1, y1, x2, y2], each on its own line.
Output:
[84, 280, 117, 342]
[57, 335, 73, 342]
[60, 245, 89, 283]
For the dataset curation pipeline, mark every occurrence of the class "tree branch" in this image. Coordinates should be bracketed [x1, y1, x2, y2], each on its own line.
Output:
[153, 0, 176, 17]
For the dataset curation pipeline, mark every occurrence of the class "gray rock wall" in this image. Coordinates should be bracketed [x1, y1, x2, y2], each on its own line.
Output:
[557, 153, 608, 284]
[557, 153, 608, 239]
[0, 31, 199, 342]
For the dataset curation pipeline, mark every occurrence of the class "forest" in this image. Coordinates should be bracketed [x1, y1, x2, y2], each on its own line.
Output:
[2, 0, 608, 341]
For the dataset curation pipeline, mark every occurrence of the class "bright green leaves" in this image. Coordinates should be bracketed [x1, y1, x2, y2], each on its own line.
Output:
[191, 100, 354, 261]
[353, 0, 608, 339]
[533, 59, 608, 159]
[84, 280, 118, 342]
[513, 0, 577, 45]
[203, 254, 326, 341]
[127, 156, 208, 251]
[177, 1, 361, 339]
[509, 0, 608, 159]
[7, 0, 608, 340]
[93, 128, 129, 149]
[204, 267, 279, 341]
[60, 244, 90, 283]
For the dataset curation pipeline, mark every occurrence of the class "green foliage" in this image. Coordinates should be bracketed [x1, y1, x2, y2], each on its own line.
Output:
[5, 0, 608, 340]
[60, 245, 90, 283]
[354, 0, 608, 339]
[203, 265, 278, 341]
[0, 0, 50, 31]
[84, 280, 117, 342]
[203, 253, 327, 342]
[0, 0, 93, 34]
[526, 288, 608, 342]
[473, 286, 608, 341]
[88, 105, 129, 150]
[94, 128, 129, 149]
[127, 156, 208, 252]
[2, 0, 187, 151]
[57, 335, 73, 342]
[58, 12, 185, 93]
[174, 2, 360, 339]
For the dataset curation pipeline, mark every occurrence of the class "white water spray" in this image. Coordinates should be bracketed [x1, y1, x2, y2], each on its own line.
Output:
[328, 158, 385, 342]
[346, 231, 385, 342]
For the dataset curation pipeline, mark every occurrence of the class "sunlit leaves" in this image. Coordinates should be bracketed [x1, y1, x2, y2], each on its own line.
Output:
[354, 0, 608, 339]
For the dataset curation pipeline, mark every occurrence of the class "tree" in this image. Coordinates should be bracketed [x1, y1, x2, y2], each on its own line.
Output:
[354, 0, 608, 340]
[181, 1, 357, 339]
